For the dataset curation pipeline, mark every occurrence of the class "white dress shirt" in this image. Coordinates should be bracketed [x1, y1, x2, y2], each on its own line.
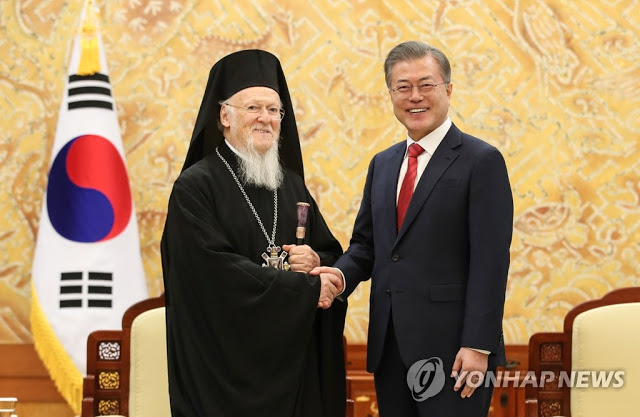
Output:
[396, 117, 452, 203]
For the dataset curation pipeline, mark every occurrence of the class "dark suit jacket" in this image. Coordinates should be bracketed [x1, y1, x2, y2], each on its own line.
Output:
[335, 123, 513, 375]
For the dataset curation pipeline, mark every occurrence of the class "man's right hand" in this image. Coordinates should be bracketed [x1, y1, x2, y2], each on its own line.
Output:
[310, 267, 344, 288]
[316, 272, 342, 309]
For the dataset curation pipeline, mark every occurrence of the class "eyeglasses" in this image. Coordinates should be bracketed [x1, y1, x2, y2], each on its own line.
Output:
[222, 102, 285, 120]
[390, 82, 448, 98]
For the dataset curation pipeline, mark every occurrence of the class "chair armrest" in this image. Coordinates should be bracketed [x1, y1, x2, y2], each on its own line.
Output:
[525, 398, 538, 417]
[346, 398, 354, 417]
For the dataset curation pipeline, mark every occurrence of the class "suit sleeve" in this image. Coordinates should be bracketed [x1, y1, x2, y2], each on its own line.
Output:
[306, 190, 343, 266]
[461, 146, 513, 353]
[334, 156, 377, 298]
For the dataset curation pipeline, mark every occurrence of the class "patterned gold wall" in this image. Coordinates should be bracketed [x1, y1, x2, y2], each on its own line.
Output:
[1, 0, 639, 345]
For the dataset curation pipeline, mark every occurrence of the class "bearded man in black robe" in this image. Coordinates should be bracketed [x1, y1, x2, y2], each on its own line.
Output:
[161, 50, 347, 417]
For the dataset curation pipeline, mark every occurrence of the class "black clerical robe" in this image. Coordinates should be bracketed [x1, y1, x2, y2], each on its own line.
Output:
[161, 142, 346, 417]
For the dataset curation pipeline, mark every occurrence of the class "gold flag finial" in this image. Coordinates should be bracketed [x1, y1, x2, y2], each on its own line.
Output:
[77, 0, 101, 75]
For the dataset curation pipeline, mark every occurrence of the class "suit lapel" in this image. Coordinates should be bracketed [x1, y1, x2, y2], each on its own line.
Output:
[383, 143, 405, 239]
[395, 124, 462, 244]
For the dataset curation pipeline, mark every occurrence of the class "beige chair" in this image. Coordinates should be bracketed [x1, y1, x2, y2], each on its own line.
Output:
[82, 295, 168, 417]
[525, 287, 640, 417]
[83, 294, 354, 417]
[128, 306, 170, 417]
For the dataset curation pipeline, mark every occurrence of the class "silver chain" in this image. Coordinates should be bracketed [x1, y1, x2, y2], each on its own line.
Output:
[216, 147, 278, 248]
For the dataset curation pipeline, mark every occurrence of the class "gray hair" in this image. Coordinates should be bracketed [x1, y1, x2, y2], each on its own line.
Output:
[384, 41, 451, 88]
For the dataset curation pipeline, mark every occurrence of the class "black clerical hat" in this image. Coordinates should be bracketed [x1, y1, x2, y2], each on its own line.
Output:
[181, 50, 304, 180]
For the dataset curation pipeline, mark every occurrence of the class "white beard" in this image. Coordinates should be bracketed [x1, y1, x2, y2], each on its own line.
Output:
[237, 136, 284, 190]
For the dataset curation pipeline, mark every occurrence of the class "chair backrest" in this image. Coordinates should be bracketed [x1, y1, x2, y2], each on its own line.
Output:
[570, 302, 640, 416]
[128, 307, 170, 417]
[82, 295, 167, 417]
[525, 287, 640, 417]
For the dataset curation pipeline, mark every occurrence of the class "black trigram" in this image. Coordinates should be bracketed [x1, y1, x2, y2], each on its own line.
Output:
[59, 271, 113, 308]
[67, 73, 113, 111]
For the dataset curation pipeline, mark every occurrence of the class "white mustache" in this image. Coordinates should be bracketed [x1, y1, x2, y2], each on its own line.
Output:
[253, 127, 273, 133]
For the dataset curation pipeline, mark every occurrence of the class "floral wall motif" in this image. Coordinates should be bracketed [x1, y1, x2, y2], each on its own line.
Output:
[1, 0, 639, 344]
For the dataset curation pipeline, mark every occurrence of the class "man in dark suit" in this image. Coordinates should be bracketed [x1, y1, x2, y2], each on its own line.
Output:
[312, 41, 513, 417]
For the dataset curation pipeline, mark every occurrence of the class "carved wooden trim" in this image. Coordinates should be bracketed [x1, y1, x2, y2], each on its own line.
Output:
[98, 341, 121, 361]
[540, 342, 562, 362]
[97, 399, 119, 415]
[97, 371, 120, 390]
[540, 372, 560, 391]
[540, 400, 561, 417]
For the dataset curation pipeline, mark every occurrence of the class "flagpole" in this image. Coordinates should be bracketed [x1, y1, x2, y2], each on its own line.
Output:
[78, 0, 101, 76]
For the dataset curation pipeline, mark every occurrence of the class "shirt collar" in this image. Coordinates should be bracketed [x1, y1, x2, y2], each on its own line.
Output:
[404, 117, 452, 157]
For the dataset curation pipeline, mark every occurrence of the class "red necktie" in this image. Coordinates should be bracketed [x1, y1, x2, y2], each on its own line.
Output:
[397, 143, 425, 231]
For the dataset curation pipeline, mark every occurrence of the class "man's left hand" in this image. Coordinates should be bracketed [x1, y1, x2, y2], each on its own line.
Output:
[283, 244, 320, 273]
[451, 347, 489, 398]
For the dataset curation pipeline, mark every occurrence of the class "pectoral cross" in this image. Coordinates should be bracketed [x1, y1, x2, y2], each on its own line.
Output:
[261, 246, 290, 270]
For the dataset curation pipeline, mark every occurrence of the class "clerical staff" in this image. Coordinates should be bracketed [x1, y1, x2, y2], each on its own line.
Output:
[296, 202, 310, 245]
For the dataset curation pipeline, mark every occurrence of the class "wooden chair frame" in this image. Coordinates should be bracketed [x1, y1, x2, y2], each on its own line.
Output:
[525, 287, 640, 417]
[82, 295, 165, 417]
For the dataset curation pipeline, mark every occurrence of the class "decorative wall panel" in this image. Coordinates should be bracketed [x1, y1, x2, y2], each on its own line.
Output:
[1, 0, 638, 344]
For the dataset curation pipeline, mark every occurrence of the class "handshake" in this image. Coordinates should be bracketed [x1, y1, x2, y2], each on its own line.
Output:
[310, 266, 344, 309]
[281, 244, 343, 310]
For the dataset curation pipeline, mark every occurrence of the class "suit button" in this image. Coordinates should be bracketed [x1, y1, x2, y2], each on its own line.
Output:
[386, 290, 391, 296]
[391, 253, 399, 261]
